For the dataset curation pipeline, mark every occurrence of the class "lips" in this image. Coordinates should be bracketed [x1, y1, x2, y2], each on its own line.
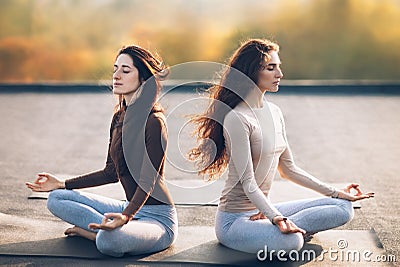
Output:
[113, 83, 123, 87]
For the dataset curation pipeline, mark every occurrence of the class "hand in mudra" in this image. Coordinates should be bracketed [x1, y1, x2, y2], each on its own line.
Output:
[337, 183, 374, 202]
[249, 212, 306, 235]
[25, 172, 65, 192]
[89, 213, 128, 231]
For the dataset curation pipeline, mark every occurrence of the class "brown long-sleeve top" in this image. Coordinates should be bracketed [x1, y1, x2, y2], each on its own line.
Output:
[65, 108, 174, 219]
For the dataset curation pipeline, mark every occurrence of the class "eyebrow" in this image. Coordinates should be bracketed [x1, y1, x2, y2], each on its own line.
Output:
[114, 64, 133, 68]
[267, 62, 282, 66]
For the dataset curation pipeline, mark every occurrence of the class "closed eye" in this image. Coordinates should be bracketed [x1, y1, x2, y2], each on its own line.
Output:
[113, 64, 132, 73]
[264, 63, 282, 71]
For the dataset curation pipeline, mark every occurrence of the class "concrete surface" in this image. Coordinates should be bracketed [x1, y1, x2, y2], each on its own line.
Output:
[0, 92, 399, 266]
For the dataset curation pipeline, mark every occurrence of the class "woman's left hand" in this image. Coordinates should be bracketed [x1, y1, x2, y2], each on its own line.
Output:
[249, 211, 267, 221]
[88, 213, 128, 231]
[336, 183, 374, 202]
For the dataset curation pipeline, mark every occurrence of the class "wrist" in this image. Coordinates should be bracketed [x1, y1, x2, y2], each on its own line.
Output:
[122, 214, 130, 224]
[59, 181, 66, 189]
[272, 215, 287, 225]
[331, 190, 340, 198]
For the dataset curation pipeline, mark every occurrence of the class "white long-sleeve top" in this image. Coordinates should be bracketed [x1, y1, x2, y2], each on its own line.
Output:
[219, 100, 339, 220]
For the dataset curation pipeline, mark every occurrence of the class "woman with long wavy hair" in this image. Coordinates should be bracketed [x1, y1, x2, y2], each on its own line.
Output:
[189, 39, 374, 254]
[26, 45, 178, 257]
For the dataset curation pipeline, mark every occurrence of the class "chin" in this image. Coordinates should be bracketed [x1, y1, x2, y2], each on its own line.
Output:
[112, 89, 123, 95]
[267, 87, 279, 93]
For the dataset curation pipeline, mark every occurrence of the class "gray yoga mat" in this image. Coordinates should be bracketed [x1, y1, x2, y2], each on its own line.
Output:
[0, 227, 387, 266]
[0, 237, 107, 259]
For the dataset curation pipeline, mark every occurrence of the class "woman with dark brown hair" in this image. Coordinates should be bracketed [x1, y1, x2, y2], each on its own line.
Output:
[190, 39, 373, 254]
[26, 45, 178, 257]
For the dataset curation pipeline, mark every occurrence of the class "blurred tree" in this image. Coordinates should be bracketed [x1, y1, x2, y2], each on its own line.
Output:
[0, 0, 399, 81]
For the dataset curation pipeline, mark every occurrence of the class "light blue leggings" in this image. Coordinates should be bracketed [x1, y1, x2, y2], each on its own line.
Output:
[215, 197, 354, 254]
[47, 189, 178, 257]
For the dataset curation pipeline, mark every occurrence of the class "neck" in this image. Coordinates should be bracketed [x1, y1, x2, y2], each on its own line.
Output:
[123, 86, 142, 105]
[243, 87, 265, 108]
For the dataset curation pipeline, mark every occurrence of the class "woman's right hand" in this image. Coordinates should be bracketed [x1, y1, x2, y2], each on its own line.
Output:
[25, 172, 65, 192]
[273, 216, 306, 235]
[250, 212, 306, 235]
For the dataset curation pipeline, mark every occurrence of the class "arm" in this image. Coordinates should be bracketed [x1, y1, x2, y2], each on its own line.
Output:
[65, 150, 118, 189]
[224, 111, 282, 222]
[27, 141, 118, 192]
[122, 114, 167, 219]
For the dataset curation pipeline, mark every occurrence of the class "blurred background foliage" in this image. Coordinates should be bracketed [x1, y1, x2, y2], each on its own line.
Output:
[0, 0, 399, 82]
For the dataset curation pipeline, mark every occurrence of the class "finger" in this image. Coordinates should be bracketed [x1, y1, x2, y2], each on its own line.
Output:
[344, 184, 355, 193]
[26, 182, 40, 190]
[346, 183, 359, 190]
[278, 221, 289, 233]
[34, 176, 48, 184]
[356, 189, 374, 198]
[285, 220, 305, 234]
[104, 213, 120, 219]
[288, 226, 304, 234]
[353, 195, 372, 201]
[25, 182, 38, 187]
[250, 213, 264, 220]
[291, 223, 306, 234]
[33, 177, 43, 184]
[249, 214, 259, 221]
[345, 184, 353, 190]
[88, 223, 101, 230]
[353, 186, 364, 196]
[101, 216, 109, 225]
[108, 220, 120, 228]
[294, 228, 306, 234]
[97, 221, 115, 231]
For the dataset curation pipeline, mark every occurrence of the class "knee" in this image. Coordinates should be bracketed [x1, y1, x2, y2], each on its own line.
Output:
[262, 232, 304, 255]
[47, 189, 65, 213]
[336, 199, 354, 224]
[278, 233, 304, 253]
[96, 230, 125, 257]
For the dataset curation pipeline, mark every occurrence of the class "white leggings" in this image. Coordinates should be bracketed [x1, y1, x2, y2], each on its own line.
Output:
[215, 197, 354, 254]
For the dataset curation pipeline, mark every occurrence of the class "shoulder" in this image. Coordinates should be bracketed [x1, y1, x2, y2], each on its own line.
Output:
[225, 108, 246, 123]
[267, 101, 282, 113]
[146, 111, 167, 132]
[267, 101, 284, 119]
[110, 110, 123, 128]
[224, 108, 253, 131]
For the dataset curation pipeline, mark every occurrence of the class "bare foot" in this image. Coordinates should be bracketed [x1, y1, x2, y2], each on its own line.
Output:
[303, 231, 317, 243]
[64, 226, 97, 241]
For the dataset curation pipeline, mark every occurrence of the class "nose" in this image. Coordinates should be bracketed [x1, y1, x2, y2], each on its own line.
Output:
[113, 68, 121, 80]
[276, 67, 283, 79]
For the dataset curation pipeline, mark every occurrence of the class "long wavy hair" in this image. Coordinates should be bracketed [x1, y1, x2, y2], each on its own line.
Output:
[189, 39, 279, 180]
[113, 45, 169, 113]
